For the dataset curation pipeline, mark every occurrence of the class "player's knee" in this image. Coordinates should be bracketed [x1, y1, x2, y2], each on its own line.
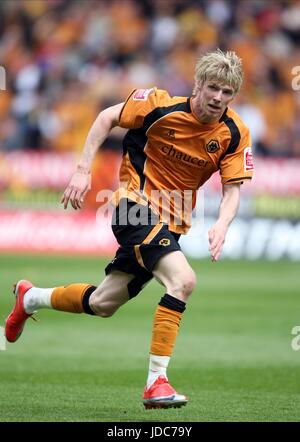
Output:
[169, 269, 196, 299]
[98, 308, 115, 318]
[89, 292, 118, 318]
[182, 269, 197, 296]
[89, 299, 117, 318]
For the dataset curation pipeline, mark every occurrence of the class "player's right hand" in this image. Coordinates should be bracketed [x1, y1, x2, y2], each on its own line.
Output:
[61, 168, 91, 210]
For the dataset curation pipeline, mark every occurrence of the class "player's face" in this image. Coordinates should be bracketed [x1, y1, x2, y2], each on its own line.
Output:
[193, 80, 235, 123]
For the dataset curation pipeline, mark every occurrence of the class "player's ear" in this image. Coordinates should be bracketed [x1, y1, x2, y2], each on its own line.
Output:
[228, 92, 237, 104]
[195, 80, 205, 94]
[194, 81, 200, 93]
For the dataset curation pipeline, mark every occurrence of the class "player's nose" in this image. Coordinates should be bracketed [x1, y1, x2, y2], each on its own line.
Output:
[213, 90, 222, 101]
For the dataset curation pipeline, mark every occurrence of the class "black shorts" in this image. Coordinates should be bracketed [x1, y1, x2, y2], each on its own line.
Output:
[105, 199, 181, 298]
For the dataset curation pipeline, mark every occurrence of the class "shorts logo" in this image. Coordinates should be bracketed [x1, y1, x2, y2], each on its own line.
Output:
[244, 147, 254, 171]
[133, 88, 153, 101]
[206, 139, 220, 153]
[159, 238, 171, 246]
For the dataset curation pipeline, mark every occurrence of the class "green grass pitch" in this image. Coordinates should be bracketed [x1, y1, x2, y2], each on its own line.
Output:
[0, 254, 299, 422]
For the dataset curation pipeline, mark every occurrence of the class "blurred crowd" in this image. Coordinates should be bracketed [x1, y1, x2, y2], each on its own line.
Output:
[0, 0, 300, 156]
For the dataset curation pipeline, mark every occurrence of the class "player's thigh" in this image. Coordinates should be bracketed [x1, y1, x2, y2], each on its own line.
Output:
[152, 250, 196, 300]
[89, 271, 135, 315]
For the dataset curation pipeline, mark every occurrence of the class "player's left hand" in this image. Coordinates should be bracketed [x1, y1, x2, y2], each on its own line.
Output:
[208, 222, 227, 262]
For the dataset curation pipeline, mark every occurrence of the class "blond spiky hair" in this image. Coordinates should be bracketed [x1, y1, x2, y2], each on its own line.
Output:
[193, 49, 243, 95]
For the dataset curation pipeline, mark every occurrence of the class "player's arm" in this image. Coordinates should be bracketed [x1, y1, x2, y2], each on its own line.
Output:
[208, 183, 241, 262]
[61, 102, 124, 210]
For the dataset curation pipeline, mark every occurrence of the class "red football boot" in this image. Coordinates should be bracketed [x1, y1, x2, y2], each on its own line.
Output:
[5, 280, 34, 343]
[143, 375, 188, 409]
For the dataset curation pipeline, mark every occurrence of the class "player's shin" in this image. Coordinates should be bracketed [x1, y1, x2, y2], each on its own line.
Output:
[147, 293, 186, 387]
[51, 284, 96, 314]
[24, 284, 96, 315]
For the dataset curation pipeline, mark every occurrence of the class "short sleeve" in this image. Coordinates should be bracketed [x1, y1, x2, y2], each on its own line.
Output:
[220, 128, 254, 184]
[119, 87, 158, 129]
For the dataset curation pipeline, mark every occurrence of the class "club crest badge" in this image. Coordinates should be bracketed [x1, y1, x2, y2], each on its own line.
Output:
[206, 139, 220, 153]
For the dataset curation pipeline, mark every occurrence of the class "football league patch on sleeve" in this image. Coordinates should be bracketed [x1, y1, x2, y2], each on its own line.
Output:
[132, 88, 154, 101]
[244, 147, 254, 172]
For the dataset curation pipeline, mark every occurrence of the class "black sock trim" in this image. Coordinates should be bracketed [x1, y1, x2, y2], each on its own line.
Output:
[82, 285, 97, 315]
[159, 293, 186, 313]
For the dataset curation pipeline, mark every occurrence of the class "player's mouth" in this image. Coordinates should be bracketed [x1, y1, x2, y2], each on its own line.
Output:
[208, 103, 221, 111]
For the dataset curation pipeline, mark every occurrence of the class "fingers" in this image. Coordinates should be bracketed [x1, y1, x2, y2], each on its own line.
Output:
[208, 228, 224, 262]
[61, 189, 71, 210]
[211, 245, 223, 262]
[61, 186, 86, 210]
[61, 171, 91, 210]
[70, 188, 81, 210]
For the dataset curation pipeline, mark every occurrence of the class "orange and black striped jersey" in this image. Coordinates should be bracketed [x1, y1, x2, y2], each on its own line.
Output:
[114, 87, 253, 234]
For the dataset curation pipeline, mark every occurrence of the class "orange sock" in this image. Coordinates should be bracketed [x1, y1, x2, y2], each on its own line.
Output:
[150, 294, 186, 356]
[51, 284, 96, 314]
